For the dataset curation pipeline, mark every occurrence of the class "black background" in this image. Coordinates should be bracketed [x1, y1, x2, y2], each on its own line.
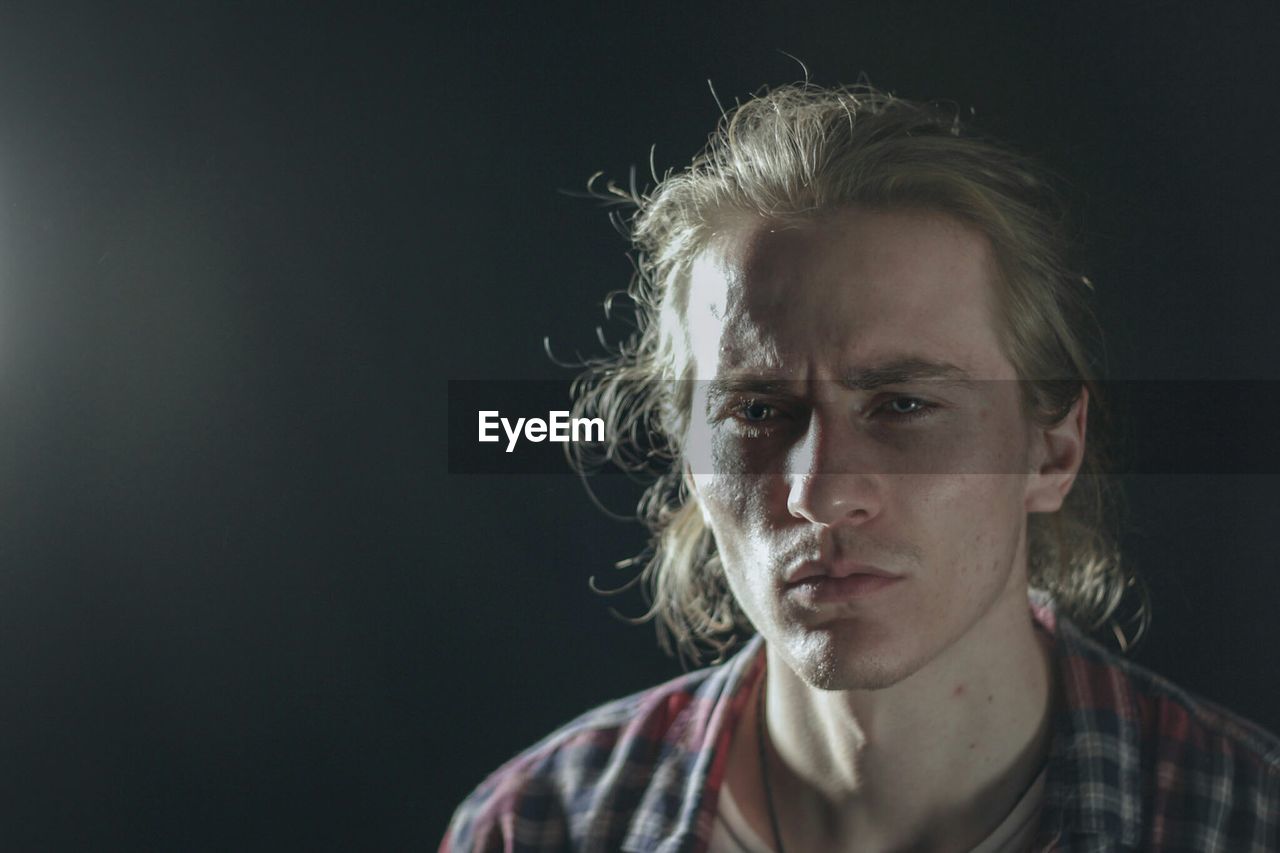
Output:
[0, 2, 1277, 849]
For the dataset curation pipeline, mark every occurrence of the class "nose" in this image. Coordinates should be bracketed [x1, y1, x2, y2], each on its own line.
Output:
[785, 415, 883, 526]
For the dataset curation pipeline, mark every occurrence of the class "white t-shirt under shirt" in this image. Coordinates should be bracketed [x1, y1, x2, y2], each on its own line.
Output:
[708, 764, 1048, 853]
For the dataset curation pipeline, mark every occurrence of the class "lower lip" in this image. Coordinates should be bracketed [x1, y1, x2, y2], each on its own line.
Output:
[786, 574, 902, 604]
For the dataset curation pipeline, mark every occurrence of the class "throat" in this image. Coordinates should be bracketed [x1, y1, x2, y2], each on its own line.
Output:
[725, 616, 1055, 850]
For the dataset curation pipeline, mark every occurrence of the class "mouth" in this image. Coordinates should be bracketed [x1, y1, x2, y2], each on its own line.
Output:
[784, 560, 901, 585]
[783, 561, 904, 605]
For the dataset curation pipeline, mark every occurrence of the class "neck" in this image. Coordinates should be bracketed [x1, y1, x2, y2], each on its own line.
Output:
[735, 582, 1055, 851]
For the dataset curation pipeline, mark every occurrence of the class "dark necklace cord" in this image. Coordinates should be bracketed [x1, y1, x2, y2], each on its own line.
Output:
[755, 674, 787, 853]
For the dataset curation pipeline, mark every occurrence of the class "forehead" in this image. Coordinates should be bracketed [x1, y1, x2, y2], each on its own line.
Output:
[683, 207, 1013, 381]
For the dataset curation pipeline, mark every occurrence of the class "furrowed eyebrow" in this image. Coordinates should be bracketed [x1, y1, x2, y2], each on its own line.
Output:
[839, 358, 977, 391]
[703, 378, 796, 413]
[702, 359, 976, 413]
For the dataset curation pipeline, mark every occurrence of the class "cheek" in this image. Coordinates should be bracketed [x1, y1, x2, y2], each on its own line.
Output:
[694, 472, 758, 526]
[929, 420, 1027, 476]
[915, 475, 1028, 574]
[691, 472, 785, 557]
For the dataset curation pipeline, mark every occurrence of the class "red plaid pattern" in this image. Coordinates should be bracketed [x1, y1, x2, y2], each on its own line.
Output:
[442, 608, 1279, 851]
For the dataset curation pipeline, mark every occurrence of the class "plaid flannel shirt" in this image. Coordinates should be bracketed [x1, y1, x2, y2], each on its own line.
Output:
[442, 607, 1280, 852]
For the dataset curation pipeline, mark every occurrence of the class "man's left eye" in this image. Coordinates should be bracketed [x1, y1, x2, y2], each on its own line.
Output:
[879, 397, 933, 418]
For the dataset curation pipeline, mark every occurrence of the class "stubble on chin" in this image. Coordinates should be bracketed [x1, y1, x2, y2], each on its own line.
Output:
[776, 625, 921, 692]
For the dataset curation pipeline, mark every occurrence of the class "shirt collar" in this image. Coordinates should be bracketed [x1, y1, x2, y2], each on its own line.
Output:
[621, 634, 766, 852]
[1037, 610, 1145, 848]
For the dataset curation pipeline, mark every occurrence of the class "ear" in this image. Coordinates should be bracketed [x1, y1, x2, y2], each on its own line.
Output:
[1025, 386, 1088, 514]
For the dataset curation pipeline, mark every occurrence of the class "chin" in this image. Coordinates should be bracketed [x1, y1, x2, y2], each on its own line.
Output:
[782, 623, 927, 692]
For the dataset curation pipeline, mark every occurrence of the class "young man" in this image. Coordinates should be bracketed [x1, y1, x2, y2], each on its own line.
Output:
[441, 85, 1280, 851]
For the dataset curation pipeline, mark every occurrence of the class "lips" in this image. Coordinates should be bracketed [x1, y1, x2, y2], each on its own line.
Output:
[784, 560, 901, 586]
[783, 562, 904, 605]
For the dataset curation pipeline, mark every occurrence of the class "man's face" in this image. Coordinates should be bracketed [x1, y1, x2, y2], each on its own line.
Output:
[684, 207, 1053, 691]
